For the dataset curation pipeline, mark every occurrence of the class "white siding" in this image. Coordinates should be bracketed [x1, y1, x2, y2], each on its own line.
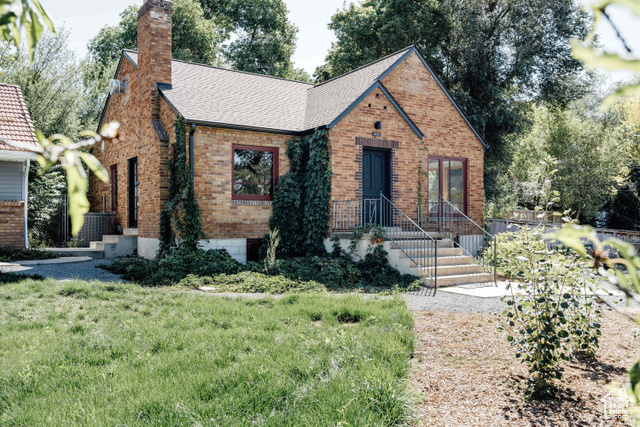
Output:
[0, 161, 24, 201]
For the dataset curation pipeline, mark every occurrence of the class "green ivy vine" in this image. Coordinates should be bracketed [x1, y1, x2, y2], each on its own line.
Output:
[158, 116, 203, 257]
[268, 128, 332, 257]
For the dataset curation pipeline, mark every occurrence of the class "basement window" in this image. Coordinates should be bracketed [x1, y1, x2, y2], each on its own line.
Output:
[232, 145, 279, 201]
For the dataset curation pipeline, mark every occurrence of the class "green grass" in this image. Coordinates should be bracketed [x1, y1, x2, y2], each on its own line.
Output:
[0, 274, 416, 426]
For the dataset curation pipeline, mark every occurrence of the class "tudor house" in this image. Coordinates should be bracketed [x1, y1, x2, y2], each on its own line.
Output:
[89, 0, 491, 284]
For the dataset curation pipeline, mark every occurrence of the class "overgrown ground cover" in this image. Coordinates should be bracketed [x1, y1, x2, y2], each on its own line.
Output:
[0, 274, 416, 426]
[100, 247, 422, 292]
[0, 246, 59, 262]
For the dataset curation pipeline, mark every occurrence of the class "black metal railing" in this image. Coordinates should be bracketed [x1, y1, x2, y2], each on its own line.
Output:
[332, 198, 387, 231]
[423, 196, 496, 283]
[379, 194, 438, 287]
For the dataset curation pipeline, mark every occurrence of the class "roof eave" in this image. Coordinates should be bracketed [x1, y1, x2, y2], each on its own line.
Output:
[96, 51, 138, 133]
[183, 119, 316, 137]
[326, 80, 424, 140]
[386, 46, 489, 150]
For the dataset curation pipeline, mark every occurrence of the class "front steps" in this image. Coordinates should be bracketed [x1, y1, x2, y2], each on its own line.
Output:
[381, 231, 494, 288]
[47, 228, 138, 259]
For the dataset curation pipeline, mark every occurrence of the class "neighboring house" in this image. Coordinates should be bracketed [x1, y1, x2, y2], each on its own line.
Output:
[89, 0, 487, 273]
[0, 83, 37, 249]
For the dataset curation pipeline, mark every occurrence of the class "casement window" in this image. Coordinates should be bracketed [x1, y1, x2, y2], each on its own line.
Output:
[110, 164, 118, 210]
[232, 145, 279, 200]
[428, 156, 467, 214]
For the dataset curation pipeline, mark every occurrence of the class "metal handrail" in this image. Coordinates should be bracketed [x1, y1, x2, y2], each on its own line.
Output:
[379, 193, 438, 288]
[429, 196, 497, 284]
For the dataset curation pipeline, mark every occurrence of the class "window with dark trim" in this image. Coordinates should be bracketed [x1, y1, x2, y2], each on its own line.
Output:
[110, 164, 118, 211]
[428, 156, 467, 214]
[232, 145, 279, 200]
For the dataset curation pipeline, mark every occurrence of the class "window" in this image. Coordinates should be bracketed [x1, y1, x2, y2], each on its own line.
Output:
[110, 164, 118, 211]
[428, 156, 467, 214]
[232, 145, 278, 200]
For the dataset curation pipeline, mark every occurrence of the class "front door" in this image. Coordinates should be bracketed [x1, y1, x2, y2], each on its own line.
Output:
[128, 157, 138, 228]
[362, 148, 390, 225]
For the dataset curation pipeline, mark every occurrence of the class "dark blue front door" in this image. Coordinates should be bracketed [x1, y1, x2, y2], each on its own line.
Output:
[362, 148, 390, 225]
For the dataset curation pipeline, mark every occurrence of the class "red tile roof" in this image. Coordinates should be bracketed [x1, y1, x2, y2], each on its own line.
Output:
[0, 83, 38, 152]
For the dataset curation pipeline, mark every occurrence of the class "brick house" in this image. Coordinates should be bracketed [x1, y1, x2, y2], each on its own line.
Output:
[89, 0, 488, 279]
[0, 83, 38, 249]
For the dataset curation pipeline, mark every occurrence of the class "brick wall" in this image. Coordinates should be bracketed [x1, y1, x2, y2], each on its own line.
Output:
[329, 89, 426, 220]
[191, 126, 291, 240]
[381, 52, 485, 224]
[329, 52, 485, 225]
[89, 0, 173, 239]
[0, 201, 24, 248]
[88, 58, 140, 231]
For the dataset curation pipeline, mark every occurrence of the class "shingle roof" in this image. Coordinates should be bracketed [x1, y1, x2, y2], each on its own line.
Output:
[303, 47, 411, 130]
[123, 47, 412, 134]
[0, 83, 38, 151]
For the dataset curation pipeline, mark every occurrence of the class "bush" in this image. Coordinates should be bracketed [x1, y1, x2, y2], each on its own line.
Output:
[101, 245, 421, 292]
[0, 246, 59, 262]
[178, 272, 326, 294]
[494, 225, 602, 398]
[250, 246, 422, 291]
[100, 248, 242, 286]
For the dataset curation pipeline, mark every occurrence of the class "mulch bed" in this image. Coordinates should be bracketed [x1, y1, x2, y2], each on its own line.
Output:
[410, 308, 640, 426]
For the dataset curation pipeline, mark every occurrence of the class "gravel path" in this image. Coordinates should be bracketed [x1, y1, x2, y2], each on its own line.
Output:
[1, 259, 125, 283]
[404, 287, 507, 313]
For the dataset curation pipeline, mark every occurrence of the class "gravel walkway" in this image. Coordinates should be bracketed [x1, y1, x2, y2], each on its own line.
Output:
[1, 259, 125, 283]
[404, 287, 507, 313]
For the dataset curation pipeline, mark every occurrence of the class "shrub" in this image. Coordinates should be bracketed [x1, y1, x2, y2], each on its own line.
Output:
[101, 245, 421, 292]
[177, 272, 326, 294]
[0, 247, 59, 262]
[494, 224, 602, 398]
[250, 247, 422, 291]
[100, 248, 242, 286]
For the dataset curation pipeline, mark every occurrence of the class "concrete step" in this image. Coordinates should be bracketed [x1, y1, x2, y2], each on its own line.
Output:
[385, 231, 447, 240]
[421, 264, 484, 276]
[89, 235, 137, 258]
[123, 228, 138, 236]
[406, 255, 475, 267]
[422, 272, 495, 287]
[102, 234, 137, 244]
[399, 247, 463, 258]
[45, 247, 105, 259]
[390, 239, 453, 249]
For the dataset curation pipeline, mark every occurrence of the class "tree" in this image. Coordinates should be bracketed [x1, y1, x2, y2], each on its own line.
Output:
[82, 0, 224, 126]
[506, 103, 631, 222]
[0, 0, 117, 236]
[0, 30, 91, 241]
[608, 183, 640, 230]
[314, 0, 446, 81]
[319, 0, 593, 196]
[199, 0, 306, 80]
[0, 30, 88, 136]
[0, 0, 54, 61]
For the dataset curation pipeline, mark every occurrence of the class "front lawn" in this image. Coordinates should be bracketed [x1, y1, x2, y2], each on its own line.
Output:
[0, 274, 415, 425]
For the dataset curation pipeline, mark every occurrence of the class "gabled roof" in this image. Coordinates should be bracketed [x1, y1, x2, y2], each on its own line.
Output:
[110, 46, 487, 147]
[0, 83, 38, 152]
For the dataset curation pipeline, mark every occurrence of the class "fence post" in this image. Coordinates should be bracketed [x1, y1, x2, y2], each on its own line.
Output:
[493, 235, 497, 285]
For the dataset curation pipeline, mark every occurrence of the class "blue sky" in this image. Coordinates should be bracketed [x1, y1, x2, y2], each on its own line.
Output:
[44, 0, 639, 76]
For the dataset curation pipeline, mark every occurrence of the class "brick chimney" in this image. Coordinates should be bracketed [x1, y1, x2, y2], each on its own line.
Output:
[135, 0, 173, 247]
[137, 0, 172, 119]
